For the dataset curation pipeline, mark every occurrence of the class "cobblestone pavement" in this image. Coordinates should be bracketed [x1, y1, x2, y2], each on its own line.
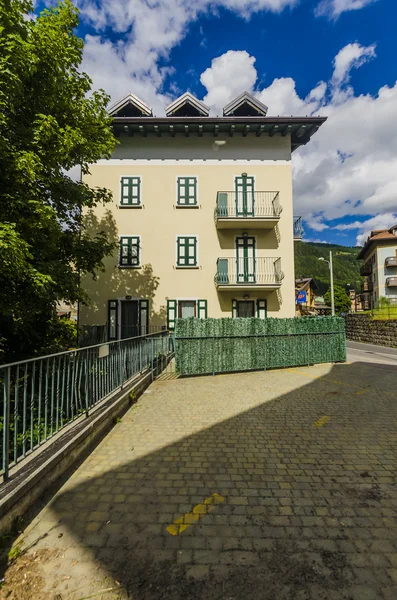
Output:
[4, 359, 397, 600]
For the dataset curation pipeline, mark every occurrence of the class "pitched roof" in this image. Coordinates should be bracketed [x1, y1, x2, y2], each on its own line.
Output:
[165, 92, 210, 117]
[223, 92, 268, 117]
[357, 225, 397, 259]
[108, 93, 153, 117]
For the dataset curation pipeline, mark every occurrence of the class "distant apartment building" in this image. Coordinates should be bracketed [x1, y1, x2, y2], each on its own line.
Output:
[80, 91, 326, 339]
[357, 225, 397, 309]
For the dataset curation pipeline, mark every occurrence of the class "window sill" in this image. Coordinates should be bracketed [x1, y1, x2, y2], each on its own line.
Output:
[176, 265, 200, 269]
[119, 205, 143, 209]
[118, 265, 141, 269]
[176, 205, 199, 209]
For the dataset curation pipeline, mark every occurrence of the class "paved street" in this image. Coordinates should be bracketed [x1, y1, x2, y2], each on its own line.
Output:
[347, 340, 397, 367]
[2, 351, 397, 600]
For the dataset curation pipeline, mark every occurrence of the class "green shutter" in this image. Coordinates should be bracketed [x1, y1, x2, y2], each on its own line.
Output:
[217, 192, 228, 216]
[120, 177, 141, 206]
[177, 177, 197, 206]
[217, 258, 229, 284]
[232, 299, 237, 318]
[167, 299, 177, 330]
[119, 236, 140, 267]
[177, 236, 197, 266]
[256, 299, 267, 319]
[139, 299, 149, 334]
[108, 300, 118, 340]
[197, 300, 207, 319]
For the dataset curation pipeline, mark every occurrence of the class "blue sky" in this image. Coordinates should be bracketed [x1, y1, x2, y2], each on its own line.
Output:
[36, 0, 397, 246]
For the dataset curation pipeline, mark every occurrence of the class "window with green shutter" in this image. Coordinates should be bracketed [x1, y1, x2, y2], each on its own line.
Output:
[120, 177, 141, 206]
[177, 177, 197, 206]
[119, 236, 140, 267]
[176, 236, 197, 267]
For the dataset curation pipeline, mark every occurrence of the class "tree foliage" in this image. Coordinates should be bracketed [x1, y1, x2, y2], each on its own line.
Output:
[324, 285, 352, 316]
[0, 0, 116, 361]
[295, 242, 363, 295]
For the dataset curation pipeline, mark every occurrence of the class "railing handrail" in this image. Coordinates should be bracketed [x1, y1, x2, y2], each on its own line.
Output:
[216, 190, 280, 195]
[217, 256, 281, 263]
[0, 330, 169, 370]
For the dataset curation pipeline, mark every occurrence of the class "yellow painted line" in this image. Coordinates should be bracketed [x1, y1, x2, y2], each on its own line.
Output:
[313, 415, 331, 427]
[166, 493, 225, 536]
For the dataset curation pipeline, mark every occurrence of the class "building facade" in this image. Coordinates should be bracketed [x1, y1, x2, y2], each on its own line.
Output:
[357, 225, 397, 309]
[295, 278, 319, 316]
[80, 92, 326, 339]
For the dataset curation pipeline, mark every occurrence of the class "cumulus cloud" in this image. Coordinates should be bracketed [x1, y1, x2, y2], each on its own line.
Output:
[315, 0, 378, 20]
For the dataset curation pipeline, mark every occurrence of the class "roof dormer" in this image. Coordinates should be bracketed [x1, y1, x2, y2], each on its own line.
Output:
[223, 92, 268, 117]
[108, 93, 153, 117]
[165, 92, 210, 117]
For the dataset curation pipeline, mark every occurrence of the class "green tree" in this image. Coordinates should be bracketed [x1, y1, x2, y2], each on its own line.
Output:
[324, 285, 352, 316]
[0, 0, 116, 361]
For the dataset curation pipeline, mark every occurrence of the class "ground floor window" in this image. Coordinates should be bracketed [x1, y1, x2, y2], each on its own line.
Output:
[167, 299, 207, 329]
[232, 299, 267, 319]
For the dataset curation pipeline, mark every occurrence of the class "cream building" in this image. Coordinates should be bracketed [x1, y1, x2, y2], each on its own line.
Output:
[358, 225, 397, 309]
[80, 91, 326, 339]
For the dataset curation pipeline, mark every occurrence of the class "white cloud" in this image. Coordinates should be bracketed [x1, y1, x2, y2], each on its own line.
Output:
[201, 51, 257, 111]
[331, 43, 376, 95]
[334, 213, 397, 245]
[315, 0, 378, 20]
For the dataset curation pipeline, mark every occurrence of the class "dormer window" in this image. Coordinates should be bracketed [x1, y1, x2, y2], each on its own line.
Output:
[165, 93, 210, 117]
[108, 93, 153, 117]
[223, 92, 268, 117]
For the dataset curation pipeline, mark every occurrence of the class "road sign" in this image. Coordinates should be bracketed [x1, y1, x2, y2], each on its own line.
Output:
[297, 291, 307, 304]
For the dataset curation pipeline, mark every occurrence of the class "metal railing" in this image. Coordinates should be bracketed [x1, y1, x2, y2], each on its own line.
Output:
[1, 331, 171, 480]
[386, 277, 397, 287]
[215, 257, 284, 286]
[78, 325, 167, 347]
[214, 191, 282, 220]
[293, 216, 303, 240]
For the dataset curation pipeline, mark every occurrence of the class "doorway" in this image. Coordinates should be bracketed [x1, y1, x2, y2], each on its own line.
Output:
[235, 174, 255, 216]
[236, 236, 256, 283]
[120, 300, 139, 339]
[236, 300, 255, 318]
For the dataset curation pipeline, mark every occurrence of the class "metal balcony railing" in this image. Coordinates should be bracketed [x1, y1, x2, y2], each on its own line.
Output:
[215, 191, 282, 220]
[293, 216, 303, 240]
[385, 257, 397, 268]
[215, 257, 284, 287]
[386, 277, 397, 287]
[360, 262, 372, 276]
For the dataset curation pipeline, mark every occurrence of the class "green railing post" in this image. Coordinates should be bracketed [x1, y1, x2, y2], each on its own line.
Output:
[212, 334, 215, 376]
[151, 338, 154, 381]
[2, 367, 11, 481]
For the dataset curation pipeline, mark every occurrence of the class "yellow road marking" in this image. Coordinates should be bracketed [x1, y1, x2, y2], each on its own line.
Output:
[166, 493, 225, 536]
[313, 415, 331, 427]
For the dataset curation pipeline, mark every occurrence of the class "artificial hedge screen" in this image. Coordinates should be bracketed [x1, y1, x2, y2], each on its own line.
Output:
[174, 317, 346, 376]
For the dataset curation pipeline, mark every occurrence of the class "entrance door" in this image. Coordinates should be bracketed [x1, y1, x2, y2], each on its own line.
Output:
[120, 300, 139, 339]
[235, 175, 255, 216]
[236, 236, 256, 283]
[236, 300, 255, 318]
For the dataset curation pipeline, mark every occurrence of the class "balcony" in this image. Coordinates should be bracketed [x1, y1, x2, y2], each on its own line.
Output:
[215, 257, 284, 290]
[360, 262, 372, 276]
[386, 277, 397, 287]
[294, 216, 303, 241]
[385, 257, 397, 268]
[362, 280, 373, 293]
[214, 191, 282, 229]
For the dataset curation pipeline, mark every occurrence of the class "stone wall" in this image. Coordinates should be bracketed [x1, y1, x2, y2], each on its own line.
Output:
[345, 313, 397, 347]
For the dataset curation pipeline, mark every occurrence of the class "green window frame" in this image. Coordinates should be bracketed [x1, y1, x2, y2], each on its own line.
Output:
[177, 236, 197, 267]
[177, 177, 197, 206]
[119, 236, 140, 267]
[120, 177, 141, 206]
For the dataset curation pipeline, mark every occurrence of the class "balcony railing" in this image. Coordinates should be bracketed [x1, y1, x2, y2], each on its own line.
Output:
[360, 262, 372, 276]
[385, 257, 397, 268]
[293, 216, 303, 240]
[215, 257, 284, 288]
[214, 191, 282, 228]
[386, 277, 397, 287]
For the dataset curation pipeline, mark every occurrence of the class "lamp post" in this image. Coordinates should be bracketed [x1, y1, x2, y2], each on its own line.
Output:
[319, 251, 335, 316]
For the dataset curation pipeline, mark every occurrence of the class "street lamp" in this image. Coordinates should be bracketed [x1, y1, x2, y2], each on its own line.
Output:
[318, 251, 335, 316]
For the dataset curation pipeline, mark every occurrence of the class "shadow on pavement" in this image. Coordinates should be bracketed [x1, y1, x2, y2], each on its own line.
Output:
[23, 361, 397, 598]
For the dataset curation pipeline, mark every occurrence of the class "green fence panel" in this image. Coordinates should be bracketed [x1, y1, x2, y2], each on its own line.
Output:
[175, 317, 346, 376]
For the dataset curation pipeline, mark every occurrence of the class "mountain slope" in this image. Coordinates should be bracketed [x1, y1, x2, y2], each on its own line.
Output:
[294, 242, 363, 295]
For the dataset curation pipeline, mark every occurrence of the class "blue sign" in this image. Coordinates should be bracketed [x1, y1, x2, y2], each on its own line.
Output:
[297, 291, 307, 304]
